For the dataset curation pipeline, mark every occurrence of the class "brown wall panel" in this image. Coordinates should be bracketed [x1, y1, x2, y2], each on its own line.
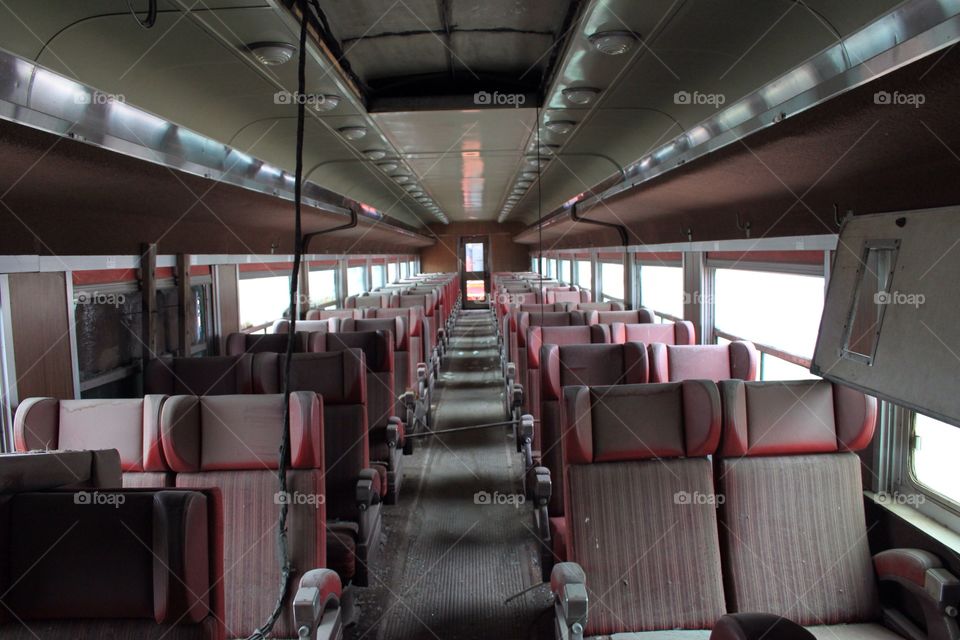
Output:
[421, 222, 530, 274]
[9, 272, 75, 399]
[215, 265, 239, 354]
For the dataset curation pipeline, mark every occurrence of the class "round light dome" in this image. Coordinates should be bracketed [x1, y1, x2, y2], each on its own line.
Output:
[562, 87, 601, 105]
[544, 120, 576, 135]
[364, 149, 387, 161]
[338, 126, 367, 141]
[248, 42, 296, 66]
[376, 161, 399, 172]
[588, 31, 638, 56]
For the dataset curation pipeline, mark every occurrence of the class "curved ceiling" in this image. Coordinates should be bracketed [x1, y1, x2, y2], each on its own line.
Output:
[0, 0, 914, 230]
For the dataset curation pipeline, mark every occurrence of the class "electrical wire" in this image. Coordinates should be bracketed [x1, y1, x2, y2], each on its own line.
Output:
[248, 0, 308, 637]
[536, 107, 544, 324]
[126, 0, 157, 29]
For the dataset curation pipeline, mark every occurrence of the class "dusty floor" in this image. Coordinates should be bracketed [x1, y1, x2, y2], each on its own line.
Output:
[350, 309, 553, 640]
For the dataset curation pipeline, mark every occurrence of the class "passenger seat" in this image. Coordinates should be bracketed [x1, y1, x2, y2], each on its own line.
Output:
[649, 341, 758, 382]
[551, 380, 726, 638]
[712, 380, 959, 640]
[15, 396, 172, 487]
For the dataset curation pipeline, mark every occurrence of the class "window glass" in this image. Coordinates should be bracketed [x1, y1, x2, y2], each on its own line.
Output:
[576, 260, 592, 291]
[465, 243, 485, 272]
[408, 260, 417, 277]
[387, 261, 398, 284]
[912, 413, 960, 505]
[760, 354, 818, 381]
[639, 265, 684, 318]
[347, 266, 366, 296]
[600, 262, 624, 301]
[0, 291, 13, 451]
[308, 268, 336, 308]
[548, 259, 557, 278]
[371, 264, 385, 290]
[239, 275, 290, 329]
[559, 260, 571, 284]
[714, 268, 824, 358]
[400, 261, 408, 279]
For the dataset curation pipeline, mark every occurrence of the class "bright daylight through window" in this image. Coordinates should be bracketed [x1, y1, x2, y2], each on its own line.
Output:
[912, 413, 960, 505]
[239, 274, 289, 329]
[639, 264, 684, 318]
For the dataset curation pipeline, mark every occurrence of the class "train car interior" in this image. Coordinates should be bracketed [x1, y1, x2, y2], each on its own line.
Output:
[2, 1, 960, 639]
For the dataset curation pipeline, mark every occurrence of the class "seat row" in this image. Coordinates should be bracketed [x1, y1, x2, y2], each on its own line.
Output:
[546, 377, 958, 640]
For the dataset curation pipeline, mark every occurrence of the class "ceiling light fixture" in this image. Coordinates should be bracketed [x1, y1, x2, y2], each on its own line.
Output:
[562, 87, 601, 105]
[544, 120, 576, 135]
[364, 149, 387, 161]
[338, 126, 367, 141]
[526, 156, 549, 168]
[310, 94, 340, 112]
[247, 42, 296, 66]
[376, 161, 399, 172]
[588, 31, 638, 56]
[521, 171, 538, 180]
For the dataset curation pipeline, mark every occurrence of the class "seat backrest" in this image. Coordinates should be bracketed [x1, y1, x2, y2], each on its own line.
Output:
[345, 293, 393, 309]
[364, 307, 420, 390]
[519, 303, 568, 313]
[272, 318, 334, 333]
[254, 352, 368, 524]
[337, 317, 407, 352]
[14, 396, 171, 487]
[575, 301, 624, 311]
[517, 311, 593, 347]
[144, 354, 254, 396]
[546, 289, 590, 305]
[597, 308, 656, 324]
[325, 330, 396, 426]
[562, 381, 726, 635]
[161, 391, 325, 637]
[716, 380, 879, 626]
[539, 342, 647, 515]
[0, 487, 224, 639]
[649, 341, 758, 382]
[225, 331, 309, 355]
[611, 320, 696, 345]
[305, 308, 361, 321]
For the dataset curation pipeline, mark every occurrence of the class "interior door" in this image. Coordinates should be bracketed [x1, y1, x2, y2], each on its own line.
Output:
[460, 236, 489, 309]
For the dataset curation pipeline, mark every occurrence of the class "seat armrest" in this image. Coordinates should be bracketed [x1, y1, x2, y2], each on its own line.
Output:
[356, 469, 383, 510]
[518, 413, 534, 444]
[386, 416, 403, 447]
[874, 548, 960, 640]
[532, 466, 551, 507]
[710, 614, 815, 640]
[511, 383, 524, 410]
[293, 569, 343, 640]
[551, 562, 588, 638]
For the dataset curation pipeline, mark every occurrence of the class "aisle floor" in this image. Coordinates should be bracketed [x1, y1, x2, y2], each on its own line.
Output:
[351, 309, 553, 640]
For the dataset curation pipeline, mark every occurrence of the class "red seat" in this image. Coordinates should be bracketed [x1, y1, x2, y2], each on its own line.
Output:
[611, 319, 696, 345]
[318, 329, 406, 504]
[272, 318, 335, 333]
[305, 308, 361, 322]
[575, 301, 624, 312]
[254, 351, 384, 588]
[345, 293, 393, 310]
[513, 311, 594, 414]
[552, 380, 726, 637]
[711, 381, 953, 640]
[365, 306, 422, 393]
[0, 481, 225, 640]
[15, 396, 171, 487]
[144, 354, 254, 396]
[225, 331, 309, 355]
[160, 391, 339, 636]
[597, 308, 656, 324]
[649, 341, 758, 382]
[546, 289, 591, 305]
[537, 341, 648, 572]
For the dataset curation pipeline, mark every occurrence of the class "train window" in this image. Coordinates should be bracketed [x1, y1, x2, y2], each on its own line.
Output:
[559, 259, 571, 283]
[548, 258, 557, 278]
[0, 286, 12, 452]
[387, 261, 398, 284]
[576, 260, 592, 292]
[714, 268, 824, 378]
[912, 413, 960, 506]
[400, 261, 408, 279]
[239, 273, 289, 330]
[408, 259, 417, 276]
[639, 265, 684, 319]
[308, 267, 337, 308]
[347, 265, 366, 295]
[599, 261, 624, 301]
[371, 263, 386, 290]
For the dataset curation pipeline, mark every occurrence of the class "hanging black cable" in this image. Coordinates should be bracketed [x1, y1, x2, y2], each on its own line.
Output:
[247, 1, 309, 637]
[536, 107, 544, 325]
[126, 0, 157, 29]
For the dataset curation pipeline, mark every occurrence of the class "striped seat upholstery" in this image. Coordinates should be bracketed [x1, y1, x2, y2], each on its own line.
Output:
[560, 381, 727, 636]
[161, 392, 328, 638]
[716, 380, 887, 633]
